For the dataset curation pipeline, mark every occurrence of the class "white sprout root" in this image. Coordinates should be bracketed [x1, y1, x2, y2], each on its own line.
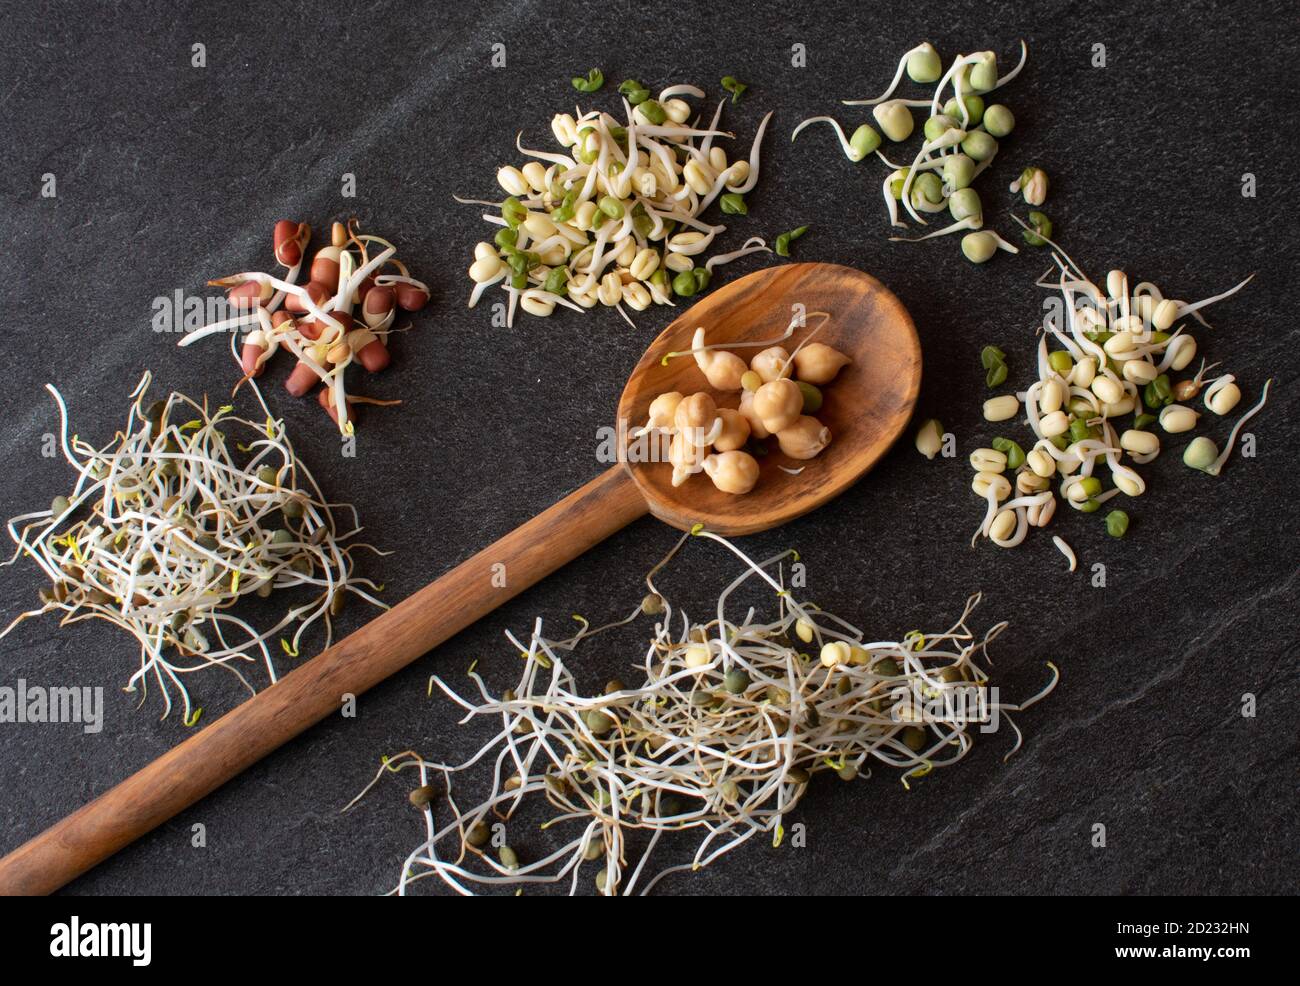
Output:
[349, 529, 1057, 896]
[0, 374, 387, 723]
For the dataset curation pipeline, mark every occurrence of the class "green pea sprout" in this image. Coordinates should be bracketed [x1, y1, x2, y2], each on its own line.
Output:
[793, 40, 1029, 254]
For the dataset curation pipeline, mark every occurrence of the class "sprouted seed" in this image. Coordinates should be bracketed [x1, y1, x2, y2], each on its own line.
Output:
[795, 40, 1028, 256]
[635, 313, 845, 492]
[967, 228, 1268, 555]
[459, 78, 774, 327]
[181, 218, 427, 436]
[0, 374, 386, 721]
[1010, 166, 1048, 206]
[915, 418, 944, 459]
[347, 529, 1056, 896]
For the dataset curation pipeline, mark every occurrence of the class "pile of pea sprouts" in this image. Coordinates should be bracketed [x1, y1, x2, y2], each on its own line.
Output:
[180, 219, 428, 436]
[963, 226, 1270, 566]
[350, 529, 1056, 896]
[793, 40, 1035, 262]
[459, 80, 774, 327]
[0, 373, 385, 722]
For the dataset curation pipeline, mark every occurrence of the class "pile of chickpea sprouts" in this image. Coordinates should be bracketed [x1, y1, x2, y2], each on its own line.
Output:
[179, 220, 428, 437]
[0, 374, 386, 722]
[459, 82, 773, 327]
[351, 529, 1056, 896]
[793, 40, 1030, 260]
[969, 225, 1270, 565]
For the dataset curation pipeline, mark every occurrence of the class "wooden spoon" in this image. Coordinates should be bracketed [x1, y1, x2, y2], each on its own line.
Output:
[0, 262, 919, 895]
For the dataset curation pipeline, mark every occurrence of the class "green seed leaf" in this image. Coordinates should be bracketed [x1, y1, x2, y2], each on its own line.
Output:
[719, 192, 747, 215]
[638, 99, 667, 125]
[985, 362, 1008, 387]
[1023, 210, 1053, 247]
[991, 437, 1025, 469]
[618, 79, 650, 104]
[672, 270, 698, 297]
[721, 75, 748, 103]
[571, 68, 605, 93]
[979, 345, 1006, 370]
[1047, 350, 1073, 375]
[775, 225, 809, 257]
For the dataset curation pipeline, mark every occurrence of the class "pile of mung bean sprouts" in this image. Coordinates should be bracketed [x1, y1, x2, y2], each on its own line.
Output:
[350, 529, 1055, 896]
[180, 219, 429, 435]
[459, 80, 774, 326]
[0, 374, 385, 722]
[793, 40, 1034, 262]
[962, 226, 1270, 565]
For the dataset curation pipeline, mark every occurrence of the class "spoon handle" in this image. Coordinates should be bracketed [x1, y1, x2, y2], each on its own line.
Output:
[0, 465, 648, 895]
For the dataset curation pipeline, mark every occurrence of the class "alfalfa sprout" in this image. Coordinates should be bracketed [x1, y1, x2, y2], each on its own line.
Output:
[349, 528, 1056, 896]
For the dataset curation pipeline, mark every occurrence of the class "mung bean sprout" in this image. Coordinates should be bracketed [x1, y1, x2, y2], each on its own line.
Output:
[460, 78, 774, 326]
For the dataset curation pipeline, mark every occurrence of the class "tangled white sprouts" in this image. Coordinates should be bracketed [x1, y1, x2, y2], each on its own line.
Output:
[351, 529, 1056, 896]
[1, 374, 387, 722]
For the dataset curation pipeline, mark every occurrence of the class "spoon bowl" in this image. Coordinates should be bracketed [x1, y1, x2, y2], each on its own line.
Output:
[618, 262, 922, 535]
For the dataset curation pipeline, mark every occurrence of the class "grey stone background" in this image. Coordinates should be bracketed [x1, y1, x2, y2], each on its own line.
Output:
[0, 0, 1296, 895]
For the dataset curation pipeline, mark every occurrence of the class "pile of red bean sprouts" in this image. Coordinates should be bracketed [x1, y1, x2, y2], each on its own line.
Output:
[180, 220, 428, 435]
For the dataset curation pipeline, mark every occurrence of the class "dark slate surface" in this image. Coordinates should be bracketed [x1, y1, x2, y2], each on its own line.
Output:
[0, 0, 1296, 896]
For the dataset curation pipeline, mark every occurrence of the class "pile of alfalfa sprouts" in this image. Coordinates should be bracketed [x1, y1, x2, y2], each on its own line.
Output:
[0, 373, 386, 723]
[350, 528, 1056, 896]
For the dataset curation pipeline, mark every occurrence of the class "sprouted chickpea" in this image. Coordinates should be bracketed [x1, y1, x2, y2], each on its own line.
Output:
[182, 217, 425, 436]
[691, 327, 748, 389]
[460, 79, 775, 327]
[0, 375, 385, 721]
[348, 529, 1056, 896]
[635, 319, 849, 494]
[965, 225, 1268, 557]
[776, 416, 832, 459]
